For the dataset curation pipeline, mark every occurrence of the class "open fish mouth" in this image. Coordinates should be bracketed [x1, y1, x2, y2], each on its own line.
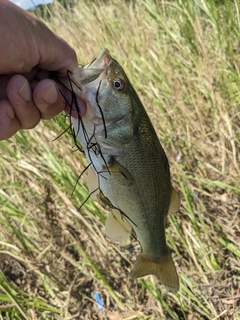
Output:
[85, 48, 111, 69]
[79, 48, 112, 86]
[61, 48, 112, 99]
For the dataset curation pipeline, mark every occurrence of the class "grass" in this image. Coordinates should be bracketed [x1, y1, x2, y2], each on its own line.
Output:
[0, 0, 240, 319]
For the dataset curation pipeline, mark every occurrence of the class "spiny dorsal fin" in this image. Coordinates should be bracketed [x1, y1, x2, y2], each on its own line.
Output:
[87, 165, 99, 200]
[105, 208, 132, 243]
[168, 186, 181, 215]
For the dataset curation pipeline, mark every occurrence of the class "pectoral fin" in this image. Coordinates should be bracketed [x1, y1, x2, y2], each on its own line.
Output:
[105, 208, 132, 243]
[168, 187, 181, 215]
[87, 165, 99, 199]
[103, 158, 134, 186]
[130, 251, 179, 291]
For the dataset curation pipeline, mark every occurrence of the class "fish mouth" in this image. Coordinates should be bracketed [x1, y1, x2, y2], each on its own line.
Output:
[86, 48, 111, 69]
[79, 48, 111, 85]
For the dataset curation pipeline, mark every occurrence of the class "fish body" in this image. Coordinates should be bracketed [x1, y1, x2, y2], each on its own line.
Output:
[69, 49, 180, 291]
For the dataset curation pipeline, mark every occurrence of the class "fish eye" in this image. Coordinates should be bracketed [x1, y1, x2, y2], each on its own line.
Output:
[112, 78, 125, 91]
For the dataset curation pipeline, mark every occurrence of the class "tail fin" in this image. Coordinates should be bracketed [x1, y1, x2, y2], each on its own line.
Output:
[130, 252, 179, 291]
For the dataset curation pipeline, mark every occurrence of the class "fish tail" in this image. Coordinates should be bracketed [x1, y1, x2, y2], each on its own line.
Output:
[130, 251, 179, 291]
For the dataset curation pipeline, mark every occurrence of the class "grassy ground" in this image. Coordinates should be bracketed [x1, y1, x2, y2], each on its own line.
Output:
[0, 0, 240, 319]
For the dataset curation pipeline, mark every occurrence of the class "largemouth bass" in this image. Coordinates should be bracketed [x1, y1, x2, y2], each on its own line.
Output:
[68, 48, 180, 291]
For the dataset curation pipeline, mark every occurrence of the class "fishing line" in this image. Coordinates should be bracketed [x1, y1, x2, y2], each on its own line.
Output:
[52, 70, 84, 153]
[96, 80, 107, 139]
[85, 127, 110, 178]
[87, 142, 110, 177]
[53, 69, 113, 213]
[110, 204, 137, 228]
[77, 187, 101, 211]
[52, 122, 72, 142]
[71, 162, 91, 198]
[64, 70, 109, 172]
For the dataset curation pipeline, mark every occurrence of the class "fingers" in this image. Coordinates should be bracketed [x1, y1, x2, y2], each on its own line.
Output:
[0, 74, 87, 140]
[7, 75, 41, 129]
[0, 99, 21, 140]
[0, 75, 67, 140]
[33, 78, 87, 119]
[33, 79, 65, 119]
[7, 75, 67, 121]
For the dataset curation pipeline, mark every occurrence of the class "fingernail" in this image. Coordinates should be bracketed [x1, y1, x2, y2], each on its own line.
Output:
[42, 83, 58, 104]
[6, 105, 15, 119]
[19, 79, 31, 102]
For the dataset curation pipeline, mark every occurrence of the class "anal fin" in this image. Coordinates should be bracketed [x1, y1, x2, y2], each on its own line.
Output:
[105, 208, 132, 243]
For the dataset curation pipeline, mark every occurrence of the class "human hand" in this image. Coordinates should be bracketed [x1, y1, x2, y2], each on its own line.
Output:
[0, 0, 85, 140]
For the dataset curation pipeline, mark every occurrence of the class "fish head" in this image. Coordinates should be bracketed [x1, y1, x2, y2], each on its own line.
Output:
[71, 48, 139, 132]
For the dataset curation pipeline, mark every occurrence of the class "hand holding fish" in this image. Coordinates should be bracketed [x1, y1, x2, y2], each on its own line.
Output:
[0, 0, 85, 140]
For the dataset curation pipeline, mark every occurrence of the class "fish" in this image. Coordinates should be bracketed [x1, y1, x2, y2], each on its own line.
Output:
[67, 48, 180, 291]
